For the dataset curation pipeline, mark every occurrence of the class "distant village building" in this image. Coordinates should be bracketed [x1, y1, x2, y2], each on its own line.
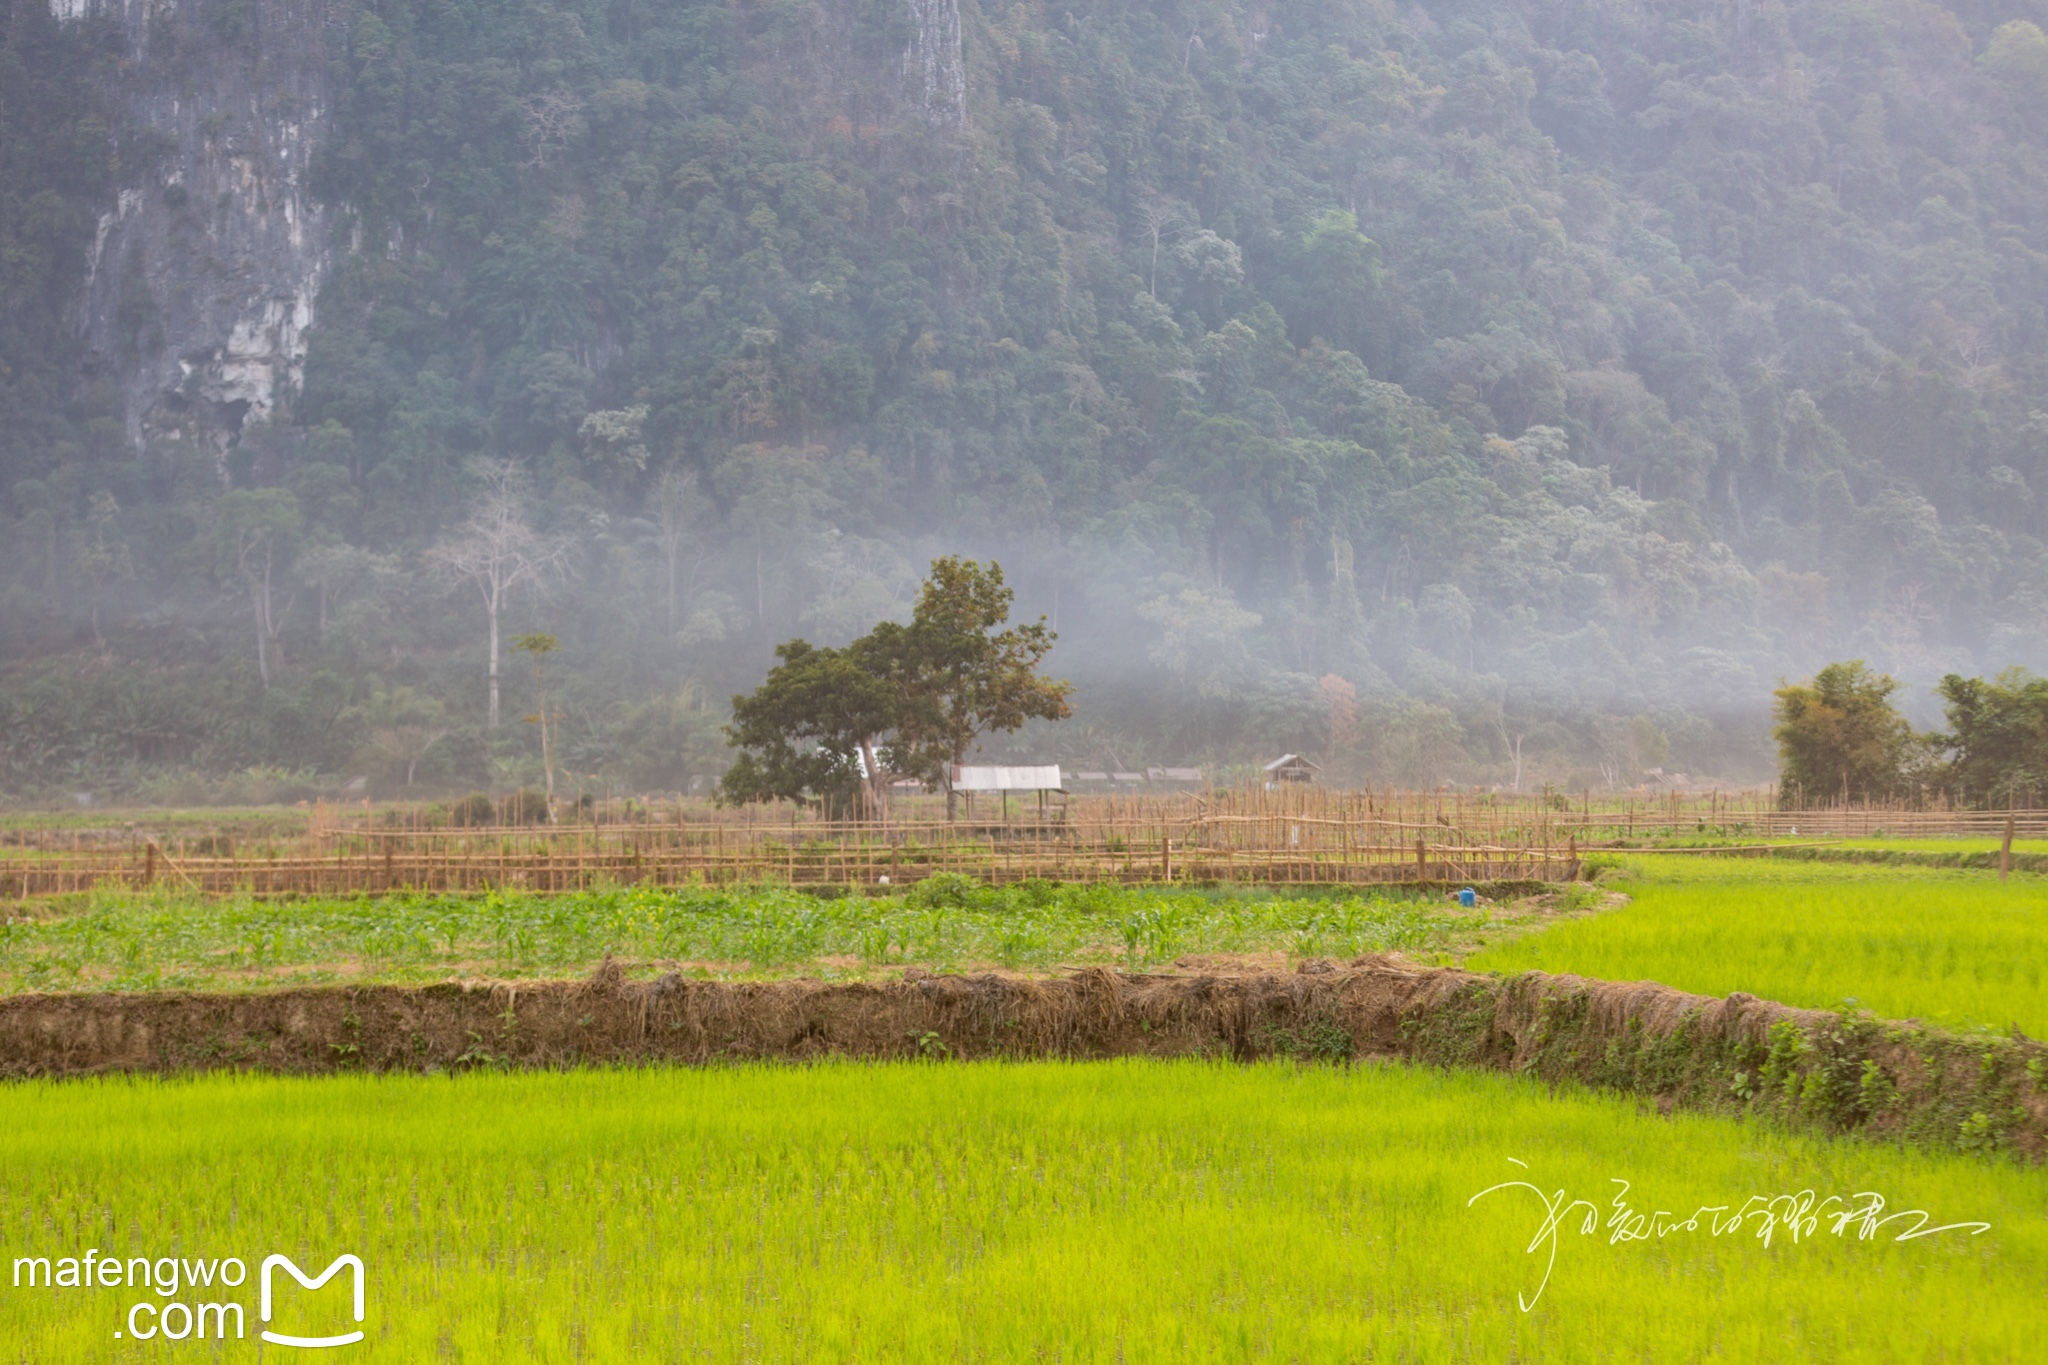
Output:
[1069, 766, 1201, 788]
[1263, 754, 1320, 784]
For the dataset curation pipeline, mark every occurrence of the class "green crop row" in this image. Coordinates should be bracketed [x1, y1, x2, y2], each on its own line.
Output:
[1, 1061, 2038, 1361]
[0, 876, 1460, 993]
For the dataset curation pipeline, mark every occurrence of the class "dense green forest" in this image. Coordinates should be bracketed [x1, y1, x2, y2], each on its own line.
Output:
[7, 0, 2048, 802]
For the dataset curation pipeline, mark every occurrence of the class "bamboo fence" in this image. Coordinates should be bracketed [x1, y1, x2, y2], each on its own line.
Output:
[1, 785, 2038, 899]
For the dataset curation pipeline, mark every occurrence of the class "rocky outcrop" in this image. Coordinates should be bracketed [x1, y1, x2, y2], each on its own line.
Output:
[53, 0, 971, 471]
[903, 0, 967, 127]
[58, 0, 333, 473]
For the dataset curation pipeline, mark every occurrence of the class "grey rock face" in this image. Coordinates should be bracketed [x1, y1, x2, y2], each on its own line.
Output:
[903, 0, 967, 128]
[60, 0, 333, 477]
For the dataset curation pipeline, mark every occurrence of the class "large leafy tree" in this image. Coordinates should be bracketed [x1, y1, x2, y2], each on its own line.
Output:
[1772, 661, 1918, 807]
[720, 558, 1071, 817]
[1933, 670, 2048, 807]
[886, 558, 1073, 817]
[718, 638, 903, 817]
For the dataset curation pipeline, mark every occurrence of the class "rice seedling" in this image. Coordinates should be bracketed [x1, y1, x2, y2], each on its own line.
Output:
[0, 1060, 2036, 1362]
[1473, 855, 2048, 1035]
[1837, 838, 2048, 853]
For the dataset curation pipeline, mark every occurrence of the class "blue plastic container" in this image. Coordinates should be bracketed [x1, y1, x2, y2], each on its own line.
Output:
[1457, 887, 1477, 908]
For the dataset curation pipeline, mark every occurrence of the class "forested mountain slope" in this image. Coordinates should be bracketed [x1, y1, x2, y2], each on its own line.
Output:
[6, 0, 2048, 798]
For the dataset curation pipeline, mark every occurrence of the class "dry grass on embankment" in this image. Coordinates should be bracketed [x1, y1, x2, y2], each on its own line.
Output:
[3, 960, 2043, 1159]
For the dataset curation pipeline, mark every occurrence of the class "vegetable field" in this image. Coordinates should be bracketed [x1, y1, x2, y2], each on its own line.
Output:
[0, 878, 1478, 993]
[2, 1062, 2039, 1363]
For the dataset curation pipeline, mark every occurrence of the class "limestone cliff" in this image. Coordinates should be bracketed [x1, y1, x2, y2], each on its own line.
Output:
[58, 0, 333, 474]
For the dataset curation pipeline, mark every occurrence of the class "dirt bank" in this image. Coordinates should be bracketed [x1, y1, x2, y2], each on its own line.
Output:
[2, 962, 2040, 1157]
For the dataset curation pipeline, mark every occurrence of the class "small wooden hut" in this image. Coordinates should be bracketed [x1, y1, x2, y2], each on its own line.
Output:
[1262, 753, 1320, 785]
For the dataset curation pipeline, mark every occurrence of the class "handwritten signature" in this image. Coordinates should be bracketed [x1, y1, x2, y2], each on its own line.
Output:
[1467, 1158, 1991, 1310]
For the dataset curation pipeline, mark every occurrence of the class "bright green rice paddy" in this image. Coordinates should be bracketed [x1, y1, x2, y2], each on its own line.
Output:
[2, 1061, 2040, 1362]
[1833, 837, 2048, 853]
[1472, 856, 2048, 1035]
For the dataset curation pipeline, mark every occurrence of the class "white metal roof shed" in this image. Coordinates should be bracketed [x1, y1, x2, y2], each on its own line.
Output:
[951, 764, 1063, 792]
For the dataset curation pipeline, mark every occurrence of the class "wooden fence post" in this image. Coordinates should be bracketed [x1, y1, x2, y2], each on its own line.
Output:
[2001, 805, 2016, 882]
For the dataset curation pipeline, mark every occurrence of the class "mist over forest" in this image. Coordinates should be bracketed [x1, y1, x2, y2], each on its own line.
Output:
[7, 0, 2048, 803]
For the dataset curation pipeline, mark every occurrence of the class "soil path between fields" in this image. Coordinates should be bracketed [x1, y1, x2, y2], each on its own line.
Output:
[2, 961, 2041, 1157]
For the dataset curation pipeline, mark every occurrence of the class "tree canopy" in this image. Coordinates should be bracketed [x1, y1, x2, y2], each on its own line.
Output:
[1934, 669, 2048, 806]
[1772, 662, 1918, 806]
[719, 637, 905, 816]
[720, 558, 1069, 814]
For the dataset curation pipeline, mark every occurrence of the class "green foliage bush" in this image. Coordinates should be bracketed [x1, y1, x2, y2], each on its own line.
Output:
[501, 788, 551, 825]
[449, 792, 497, 827]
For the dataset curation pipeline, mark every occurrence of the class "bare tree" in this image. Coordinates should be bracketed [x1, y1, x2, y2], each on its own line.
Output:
[653, 465, 707, 639]
[367, 724, 449, 788]
[74, 490, 132, 651]
[353, 685, 449, 788]
[425, 463, 572, 728]
[512, 633, 561, 820]
[520, 89, 584, 168]
[1135, 196, 1188, 297]
[213, 489, 301, 691]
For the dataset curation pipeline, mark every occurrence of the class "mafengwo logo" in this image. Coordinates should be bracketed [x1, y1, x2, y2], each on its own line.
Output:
[260, 1255, 366, 1348]
[10, 1248, 366, 1348]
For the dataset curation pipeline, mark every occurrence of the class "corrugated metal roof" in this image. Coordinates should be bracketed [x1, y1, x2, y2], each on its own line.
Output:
[952, 764, 1062, 791]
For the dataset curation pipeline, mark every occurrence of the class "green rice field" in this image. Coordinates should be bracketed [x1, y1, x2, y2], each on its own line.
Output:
[2, 1061, 2039, 1362]
[1472, 856, 2048, 1035]
[1833, 838, 2048, 853]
